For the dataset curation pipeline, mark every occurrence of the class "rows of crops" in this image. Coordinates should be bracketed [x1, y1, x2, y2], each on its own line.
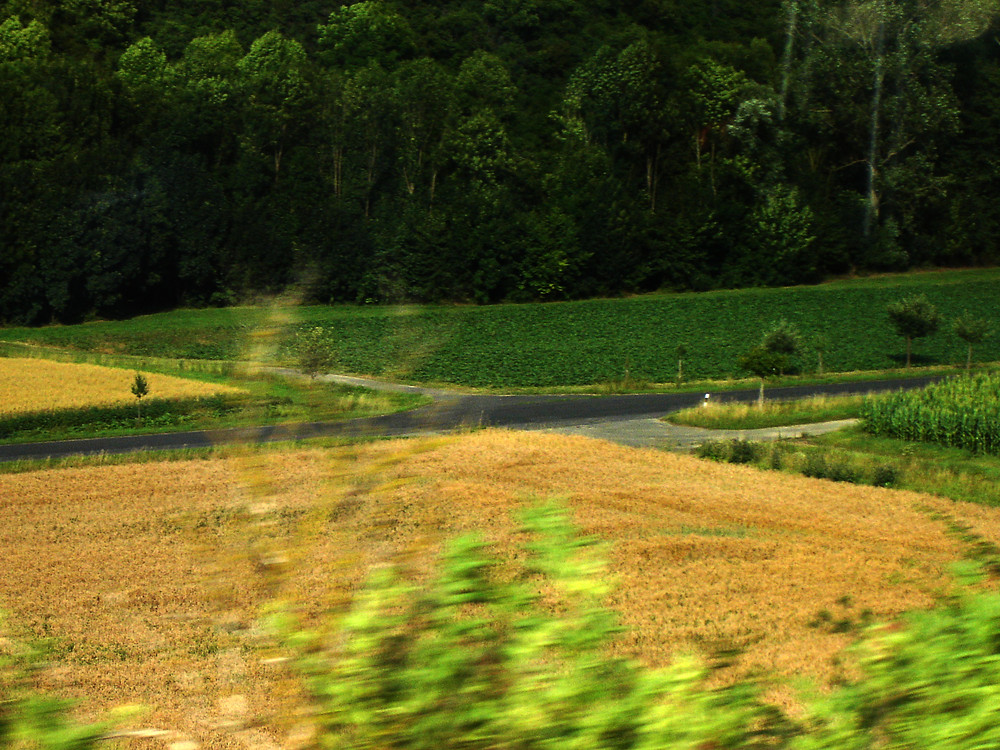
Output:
[862, 372, 1000, 454]
[3, 269, 999, 387]
[295, 270, 1000, 386]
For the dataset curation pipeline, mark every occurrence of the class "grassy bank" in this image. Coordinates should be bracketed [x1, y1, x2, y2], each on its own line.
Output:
[697, 425, 1000, 508]
[0, 366, 427, 444]
[810, 427, 1000, 507]
[1, 268, 998, 388]
[666, 394, 866, 429]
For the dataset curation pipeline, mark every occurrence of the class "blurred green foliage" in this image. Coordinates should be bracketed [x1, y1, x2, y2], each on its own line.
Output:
[270, 502, 787, 749]
[0, 620, 111, 750]
[270, 501, 1000, 749]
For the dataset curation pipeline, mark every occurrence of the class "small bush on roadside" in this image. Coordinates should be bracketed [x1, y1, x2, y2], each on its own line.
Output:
[695, 441, 901, 492]
[729, 439, 761, 464]
[870, 463, 900, 488]
[768, 444, 785, 470]
[802, 452, 828, 479]
[826, 459, 863, 484]
[694, 439, 731, 462]
[694, 439, 763, 465]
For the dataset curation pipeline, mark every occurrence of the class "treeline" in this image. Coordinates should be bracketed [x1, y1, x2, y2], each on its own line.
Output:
[1, 0, 999, 323]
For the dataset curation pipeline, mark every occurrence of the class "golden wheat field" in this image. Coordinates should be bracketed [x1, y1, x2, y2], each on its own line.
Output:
[0, 358, 243, 414]
[2, 430, 999, 749]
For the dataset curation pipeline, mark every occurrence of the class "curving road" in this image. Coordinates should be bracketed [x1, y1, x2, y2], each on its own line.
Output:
[0, 374, 944, 463]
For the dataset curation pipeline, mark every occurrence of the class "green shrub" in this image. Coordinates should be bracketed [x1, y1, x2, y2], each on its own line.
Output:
[728, 439, 761, 465]
[693, 439, 764, 466]
[826, 459, 862, 484]
[270, 503, 785, 750]
[870, 463, 899, 488]
[768, 444, 785, 471]
[802, 452, 828, 479]
[694, 439, 731, 462]
[294, 326, 335, 379]
[792, 583, 1000, 750]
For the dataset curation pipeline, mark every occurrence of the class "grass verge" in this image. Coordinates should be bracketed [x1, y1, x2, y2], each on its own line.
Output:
[0, 434, 396, 475]
[666, 394, 866, 429]
[809, 426, 1000, 507]
[697, 424, 1000, 507]
[0, 369, 428, 444]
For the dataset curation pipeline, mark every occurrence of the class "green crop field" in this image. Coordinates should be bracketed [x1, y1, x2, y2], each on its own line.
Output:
[863, 372, 1000, 455]
[2, 269, 998, 388]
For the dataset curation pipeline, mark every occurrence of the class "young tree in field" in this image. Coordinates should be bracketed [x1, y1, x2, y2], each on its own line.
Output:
[676, 343, 687, 383]
[763, 319, 803, 375]
[811, 333, 830, 375]
[952, 313, 992, 371]
[295, 326, 334, 379]
[887, 293, 940, 367]
[739, 345, 789, 405]
[130, 372, 149, 421]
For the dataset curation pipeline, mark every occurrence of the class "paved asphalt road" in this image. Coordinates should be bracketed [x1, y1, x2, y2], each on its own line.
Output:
[0, 374, 943, 463]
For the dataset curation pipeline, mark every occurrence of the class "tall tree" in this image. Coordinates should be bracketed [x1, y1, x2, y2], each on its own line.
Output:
[799, 0, 996, 251]
[393, 57, 454, 205]
[316, 0, 416, 69]
[237, 30, 309, 183]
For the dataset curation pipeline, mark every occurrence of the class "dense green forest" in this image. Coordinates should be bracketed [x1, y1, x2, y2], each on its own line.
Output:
[1, 0, 998, 323]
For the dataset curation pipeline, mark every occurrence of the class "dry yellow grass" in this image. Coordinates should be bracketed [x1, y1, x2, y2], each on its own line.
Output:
[1, 430, 999, 748]
[0, 358, 243, 414]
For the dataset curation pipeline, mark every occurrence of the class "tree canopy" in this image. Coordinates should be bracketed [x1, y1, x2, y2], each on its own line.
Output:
[1, 0, 999, 322]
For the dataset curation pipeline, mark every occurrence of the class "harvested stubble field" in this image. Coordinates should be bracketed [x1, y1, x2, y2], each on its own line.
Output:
[0, 358, 242, 414]
[2, 430, 999, 749]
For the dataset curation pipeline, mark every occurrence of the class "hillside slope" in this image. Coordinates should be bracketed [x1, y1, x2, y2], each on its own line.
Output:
[1, 431, 997, 746]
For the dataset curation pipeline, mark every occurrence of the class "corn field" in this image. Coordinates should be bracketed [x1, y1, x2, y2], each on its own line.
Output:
[862, 372, 1000, 454]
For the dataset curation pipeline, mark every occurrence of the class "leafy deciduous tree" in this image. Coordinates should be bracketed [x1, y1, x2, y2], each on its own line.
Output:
[130, 371, 148, 421]
[952, 313, 992, 371]
[887, 293, 940, 367]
